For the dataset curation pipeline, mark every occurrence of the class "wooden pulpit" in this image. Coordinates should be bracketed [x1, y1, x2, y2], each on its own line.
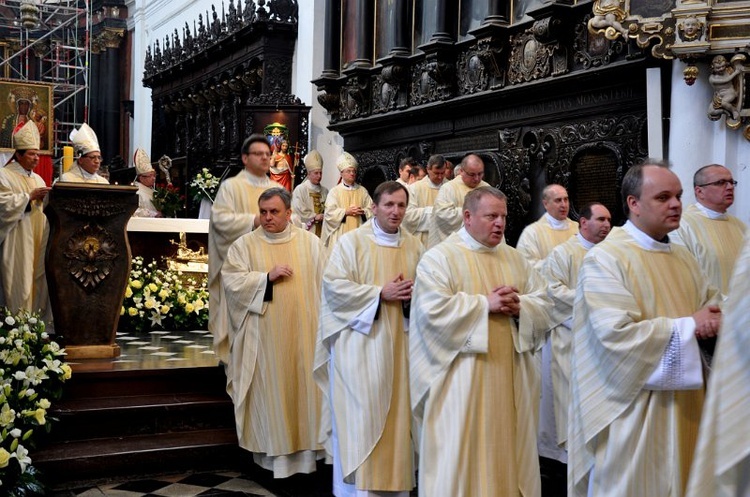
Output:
[45, 183, 138, 359]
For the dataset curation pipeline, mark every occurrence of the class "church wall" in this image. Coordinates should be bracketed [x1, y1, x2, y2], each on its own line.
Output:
[669, 60, 750, 224]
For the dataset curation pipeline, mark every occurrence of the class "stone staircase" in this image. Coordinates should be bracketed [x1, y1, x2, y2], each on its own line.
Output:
[32, 364, 241, 488]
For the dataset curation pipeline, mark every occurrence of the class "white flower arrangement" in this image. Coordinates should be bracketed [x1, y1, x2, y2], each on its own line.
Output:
[0, 308, 70, 494]
[120, 256, 209, 333]
[188, 168, 221, 205]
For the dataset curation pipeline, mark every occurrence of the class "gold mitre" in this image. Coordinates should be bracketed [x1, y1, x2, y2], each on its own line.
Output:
[304, 150, 323, 172]
[336, 151, 357, 172]
[134, 148, 154, 175]
[70, 123, 101, 156]
[12, 120, 40, 150]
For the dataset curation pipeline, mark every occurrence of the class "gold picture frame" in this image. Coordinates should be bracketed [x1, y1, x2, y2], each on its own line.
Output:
[0, 79, 54, 153]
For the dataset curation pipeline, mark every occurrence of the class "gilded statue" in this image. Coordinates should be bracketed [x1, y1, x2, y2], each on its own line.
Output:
[588, 0, 630, 40]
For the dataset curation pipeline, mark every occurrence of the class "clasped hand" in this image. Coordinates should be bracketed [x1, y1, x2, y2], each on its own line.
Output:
[488, 285, 520, 317]
[381, 273, 413, 301]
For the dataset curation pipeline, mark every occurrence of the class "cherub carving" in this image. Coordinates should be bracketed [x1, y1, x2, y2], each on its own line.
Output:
[708, 54, 745, 124]
[588, 0, 630, 40]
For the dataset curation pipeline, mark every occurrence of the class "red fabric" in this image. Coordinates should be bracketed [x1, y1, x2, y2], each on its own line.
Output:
[36, 155, 53, 186]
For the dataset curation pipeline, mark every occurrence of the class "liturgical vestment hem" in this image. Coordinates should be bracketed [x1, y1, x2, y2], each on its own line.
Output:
[410, 229, 552, 497]
[568, 226, 719, 497]
[222, 224, 325, 478]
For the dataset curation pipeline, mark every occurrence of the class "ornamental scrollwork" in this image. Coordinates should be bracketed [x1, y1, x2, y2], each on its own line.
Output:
[508, 30, 554, 84]
[64, 223, 119, 291]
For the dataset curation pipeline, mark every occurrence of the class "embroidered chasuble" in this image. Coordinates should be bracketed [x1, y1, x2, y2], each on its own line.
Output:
[542, 235, 589, 449]
[569, 227, 719, 497]
[315, 222, 423, 492]
[0, 162, 51, 322]
[686, 234, 750, 497]
[427, 176, 489, 248]
[222, 225, 325, 477]
[208, 170, 281, 369]
[59, 164, 109, 184]
[671, 203, 746, 295]
[291, 179, 328, 237]
[410, 230, 552, 497]
[402, 177, 444, 246]
[320, 184, 372, 249]
[516, 214, 578, 270]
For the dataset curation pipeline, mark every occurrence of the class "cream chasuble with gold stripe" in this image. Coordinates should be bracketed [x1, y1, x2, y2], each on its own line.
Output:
[671, 203, 746, 295]
[0, 162, 50, 321]
[542, 234, 590, 449]
[569, 226, 719, 497]
[402, 177, 445, 246]
[427, 176, 489, 248]
[410, 229, 552, 497]
[208, 170, 281, 368]
[686, 234, 750, 497]
[516, 214, 578, 270]
[222, 224, 325, 478]
[320, 183, 372, 249]
[315, 221, 423, 492]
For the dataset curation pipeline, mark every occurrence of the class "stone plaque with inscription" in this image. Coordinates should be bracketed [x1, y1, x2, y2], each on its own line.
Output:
[570, 146, 621, 221]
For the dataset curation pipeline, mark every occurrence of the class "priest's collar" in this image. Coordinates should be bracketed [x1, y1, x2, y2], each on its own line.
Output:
[78, 165, 101, 181]
[261, 223, 293, 243]
[544, 212, 570, 230]
[429, 179, 443, 189]
[7, 162, 32, 177]
[371, 218, 400, 247]
[695, 201, 728, 220]
[458, 227, 498, 252]
[576, 233, 596, 250]
[241, 169, 272, 185]
[623, 221, 671, 252]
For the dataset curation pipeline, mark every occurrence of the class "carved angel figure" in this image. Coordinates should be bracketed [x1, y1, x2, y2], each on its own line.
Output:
[708, 54, 745, 124]
[588, 0, 630, 40]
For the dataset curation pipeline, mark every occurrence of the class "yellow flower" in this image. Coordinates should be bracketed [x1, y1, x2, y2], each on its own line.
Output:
[160, 305, 170, 315]
[0, 447, 9, 468]
[194, 299, 205, 313]
[125, 286, 133, 298]
[120, 306, 125, 316]
[38, 398, 51, 409]
[148, 283, 158, 292]
[61, 363, 72, 380]
[128, 307, 138, 317]
[0, 404, 15, 427]
[158, 289, 169, 299]
[130, 280, 142, 289]
[185, 303, 195, 313]
[27, 408, 46, 425]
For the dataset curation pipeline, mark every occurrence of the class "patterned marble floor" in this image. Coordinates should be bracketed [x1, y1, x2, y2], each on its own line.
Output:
[50, 470, 277, 497]
[66, 329, 219, 372]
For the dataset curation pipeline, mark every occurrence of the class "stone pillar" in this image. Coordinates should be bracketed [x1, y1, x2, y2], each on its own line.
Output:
[483, 0, 509, 25]
[349, 0, 374, 68]
[430, 0, 456, 43]
[321, 0, 341, 77]
[388, 0, 410, 56]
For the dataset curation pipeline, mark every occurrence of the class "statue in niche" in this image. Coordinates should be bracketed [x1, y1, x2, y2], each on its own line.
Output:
[211, 5, 222, 40]
[184, 22, 194, 53]
[228, 0, 240, 32]
[708, 54, 745, 124]
[173, 29, 182, 59]
[588, 0, 630, 40]
[243, 0, 256, 24]
[198, 14, 208, 48]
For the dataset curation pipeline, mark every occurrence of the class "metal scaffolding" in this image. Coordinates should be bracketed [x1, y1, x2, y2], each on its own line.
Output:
[0, 0, 90, 155]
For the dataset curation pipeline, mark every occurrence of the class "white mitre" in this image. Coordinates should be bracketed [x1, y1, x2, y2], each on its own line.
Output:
[12, 120, 40, 150]
[304, 150, 323, 172]
[336, 151, 357, 172]
[70, 123, 100, 156]
[134, 148, 154, 175]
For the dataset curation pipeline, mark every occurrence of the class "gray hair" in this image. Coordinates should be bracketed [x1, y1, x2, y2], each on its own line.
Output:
[258, 187, 292, 209]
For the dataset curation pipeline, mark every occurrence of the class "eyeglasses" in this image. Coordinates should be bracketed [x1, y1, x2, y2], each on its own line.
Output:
[247, 151, 271, 157]
[83, 155, 103, 161]
[697, 179, 738, 188]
